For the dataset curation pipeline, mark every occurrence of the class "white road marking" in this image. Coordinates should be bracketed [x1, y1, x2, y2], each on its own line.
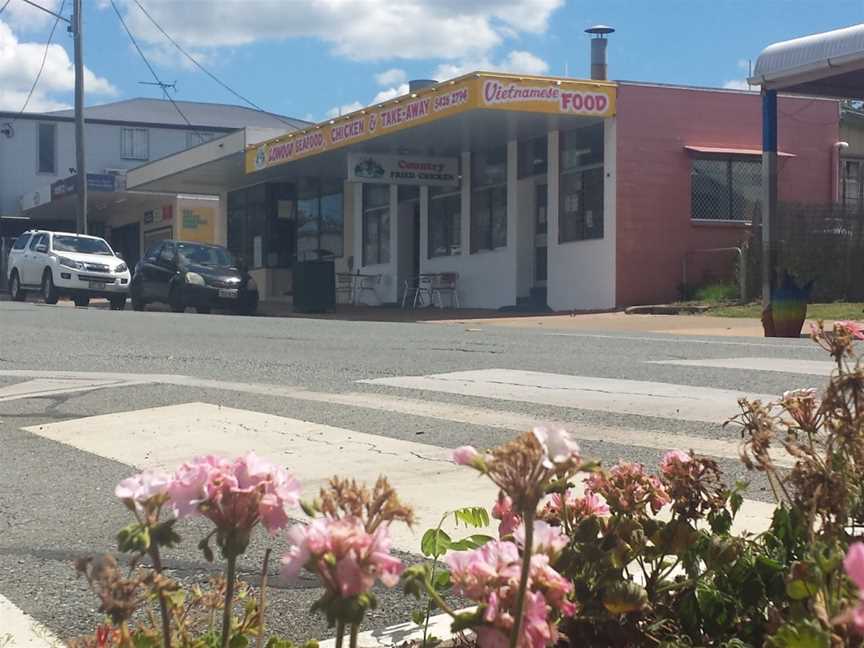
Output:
[0, 593, 63, 648]
[361, 369, 777, 424]
[22, 402, 775, 552]
[649, 357, 834, 377]
[0, 378, 145, 403]
[0, 369, 787, 466]
[545, 332, 812, 349]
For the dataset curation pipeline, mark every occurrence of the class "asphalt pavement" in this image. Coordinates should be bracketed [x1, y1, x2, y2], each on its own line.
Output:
[0, 299, 833, 644]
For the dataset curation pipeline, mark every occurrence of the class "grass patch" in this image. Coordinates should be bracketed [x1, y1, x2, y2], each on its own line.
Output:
[691, 282, 738, 302]
[710, 302, 864, 319]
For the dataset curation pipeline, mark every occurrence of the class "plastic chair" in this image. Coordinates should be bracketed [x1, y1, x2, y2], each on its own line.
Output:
[431, 272, 460, 309]
[401, 276, 421, 309]
[413, 274, 434, 308]
[356, 274, 382, 304]
[335, 273, 355, 304]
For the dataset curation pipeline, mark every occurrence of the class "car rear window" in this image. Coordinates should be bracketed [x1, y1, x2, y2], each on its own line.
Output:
[52, 235, 113, 255]
[177, 242, 235, 267]
[12, 234, 30, 250]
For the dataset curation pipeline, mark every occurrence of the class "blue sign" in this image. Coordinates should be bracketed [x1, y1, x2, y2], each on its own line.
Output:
[50, 173, 116, 200]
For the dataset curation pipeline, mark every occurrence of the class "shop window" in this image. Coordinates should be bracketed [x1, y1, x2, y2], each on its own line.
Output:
[429, 185, 461, 257]
[471, 148, 508, 252]
[363, 184, 390, 266]
[37, 123, 56, 174]
[121, 128, 149, 160]
[690, 157, 761, 221]
[320, 180, 344, 258]
[842, 158, 863, 210]
[518, 136, 548, 178]
[559, 124, 604, 242]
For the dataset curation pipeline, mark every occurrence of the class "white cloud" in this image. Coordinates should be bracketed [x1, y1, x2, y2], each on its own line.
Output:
[375, 68, 407, 87]
[111, 0, 564, 62]
[372, 83, 410, 104]
[722, 79, 751, 91]
[325, 101, 364, 119]
[432, 50, 549, 80]
[0, 21, 117, 112]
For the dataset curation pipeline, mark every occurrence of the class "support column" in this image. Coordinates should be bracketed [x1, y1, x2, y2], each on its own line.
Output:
[761, 89, 778, 330]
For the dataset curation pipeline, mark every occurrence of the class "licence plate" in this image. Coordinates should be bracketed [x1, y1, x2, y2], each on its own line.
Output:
[218, 288, 239, 299]
[89, 281, 106, 290]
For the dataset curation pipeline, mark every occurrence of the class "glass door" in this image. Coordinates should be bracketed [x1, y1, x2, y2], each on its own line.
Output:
[534, 183, 548, 286]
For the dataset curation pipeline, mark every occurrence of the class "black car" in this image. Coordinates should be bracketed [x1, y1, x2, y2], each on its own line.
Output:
[130, 240, 258, 315]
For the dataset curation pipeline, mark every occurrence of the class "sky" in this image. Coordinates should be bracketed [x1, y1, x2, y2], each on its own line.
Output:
[1, 0, 863, 123]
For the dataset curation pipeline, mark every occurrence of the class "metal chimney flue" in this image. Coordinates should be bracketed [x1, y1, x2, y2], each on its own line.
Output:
[585, 25, 615, 81]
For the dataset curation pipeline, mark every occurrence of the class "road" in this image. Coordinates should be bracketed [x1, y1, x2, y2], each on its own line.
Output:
[0, 300, 831, 645]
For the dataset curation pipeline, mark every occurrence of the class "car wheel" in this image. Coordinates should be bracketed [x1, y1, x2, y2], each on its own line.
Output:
[9, 271, 26, 301]
[196, 306, 211, 314]
[233, 296, 258, 316]
[42, 270, 59, 305]
[169, 286, 186, 313]
[73, 295, 90, 307]
[110, 296, 127, 311]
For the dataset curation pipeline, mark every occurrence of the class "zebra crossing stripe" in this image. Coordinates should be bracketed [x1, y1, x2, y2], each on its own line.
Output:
[648, 357, 834, 377]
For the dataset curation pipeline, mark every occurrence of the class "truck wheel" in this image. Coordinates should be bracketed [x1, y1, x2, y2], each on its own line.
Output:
[110, 296, 127, 311]
[42, 270, 59, 305]
[9, 271, 26, 301]
[73, 295, 90, 307]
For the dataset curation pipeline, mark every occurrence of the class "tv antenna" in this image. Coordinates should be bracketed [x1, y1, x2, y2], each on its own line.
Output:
[138, 80, 177, 93]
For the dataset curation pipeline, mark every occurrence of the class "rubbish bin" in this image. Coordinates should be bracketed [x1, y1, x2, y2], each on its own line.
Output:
[293, 250, 336, 313]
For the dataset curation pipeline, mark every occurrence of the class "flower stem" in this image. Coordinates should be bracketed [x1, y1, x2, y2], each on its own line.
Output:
[334, 621, 345, 648]
[148, 545, 172, 648]
[349, 624, 359, 648]
[509, 508, 535, 648]
[221, 554, 237, 648]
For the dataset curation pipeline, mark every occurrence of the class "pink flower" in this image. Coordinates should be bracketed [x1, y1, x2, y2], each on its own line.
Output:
[167, 453, 300, 535]
[115, 471, 170, 513]
[446, 540, 574, 647]
[845, 543, 864, 633]
[491, 493, 521, 538]
[280, 516, 403, 599]
[543, 491, 610, 525]
[453, 445, 481, 466]
[587, 461, 670, 516]
[532, 426, 580, 469]
[837, 320, 864, 341]
[514, 521, 568, 559]
[660, 450, 691, 476]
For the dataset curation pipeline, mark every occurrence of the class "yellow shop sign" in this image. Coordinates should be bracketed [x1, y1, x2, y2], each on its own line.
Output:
[246, 74, 615, 174]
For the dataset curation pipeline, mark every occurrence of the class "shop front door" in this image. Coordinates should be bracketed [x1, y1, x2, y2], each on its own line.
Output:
[534, 183, 548, 287]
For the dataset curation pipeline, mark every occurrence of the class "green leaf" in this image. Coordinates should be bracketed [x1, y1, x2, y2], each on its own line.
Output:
[229, 635, 249, 648]
[431, 569, 451, 591]
[767, 621, 831, 648]
[198, 537, 215, 563]
[421, 529, 452, 558]
[151, 519, 181, 549]
[453, 507, 490, 529]
[411, 609, 427, 626]
[131, 633, 159, 648]
[449, 534, 494, 551]
[602, 581, 648, 614]
[117, 522, 150, 554]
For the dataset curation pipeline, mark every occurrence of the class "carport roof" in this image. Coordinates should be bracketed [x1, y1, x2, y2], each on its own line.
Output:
[749, 23, 864, 98]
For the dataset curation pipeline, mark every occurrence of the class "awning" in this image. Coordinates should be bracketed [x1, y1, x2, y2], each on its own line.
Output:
[749, 23, 864, 98]
[127, 71, 616, 195]
[684, 145, 795, 157]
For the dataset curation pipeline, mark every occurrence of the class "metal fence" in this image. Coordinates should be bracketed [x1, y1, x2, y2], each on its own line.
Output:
[743, 203, 864, 302]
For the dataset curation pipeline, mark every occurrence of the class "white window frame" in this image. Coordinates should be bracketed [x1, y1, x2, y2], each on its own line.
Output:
[186, 131, 216, 148]
[36, 122, 57, 175]
[121, 128, 149, 160]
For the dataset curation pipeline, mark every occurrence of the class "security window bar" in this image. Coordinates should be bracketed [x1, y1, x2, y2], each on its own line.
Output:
[470, 149, 508, 253]
[186, 131, 217, 148]
[842, 158, 863, 210]
[37, 123, 56, 174]
[559, 124, 605, 242]
[428, 185, 461, 258]
[121, 128, 149, 160]
[690, 157, 761, 221]
[363, 184, 390, 266]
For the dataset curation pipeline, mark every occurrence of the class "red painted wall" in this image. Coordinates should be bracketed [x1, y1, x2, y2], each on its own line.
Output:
[614, 83, 838, 306]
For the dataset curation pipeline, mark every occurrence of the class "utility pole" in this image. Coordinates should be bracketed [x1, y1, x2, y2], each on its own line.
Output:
[72, 0, 86, 234]
[19, 2, 82, 230]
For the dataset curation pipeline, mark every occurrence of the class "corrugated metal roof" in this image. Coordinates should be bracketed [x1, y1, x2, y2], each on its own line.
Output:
[46, 98, 309, 130]
[749, 23, 864, 96]
[684, 145, 795, 157]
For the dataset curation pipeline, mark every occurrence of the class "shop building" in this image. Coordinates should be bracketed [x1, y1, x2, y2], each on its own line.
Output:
[0, 98, 306, 285]
[127, 72, 838, 310]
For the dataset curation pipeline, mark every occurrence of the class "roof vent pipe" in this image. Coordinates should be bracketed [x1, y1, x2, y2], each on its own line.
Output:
[408, 79, 438, 92]
[585, 25, 615, 81]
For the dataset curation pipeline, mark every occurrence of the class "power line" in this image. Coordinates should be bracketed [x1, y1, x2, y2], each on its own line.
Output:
[0, 1, 12, 17]
[130, 0, 299, 128]
[7, 0, 66, 124]
[108, 0, 203, 140]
